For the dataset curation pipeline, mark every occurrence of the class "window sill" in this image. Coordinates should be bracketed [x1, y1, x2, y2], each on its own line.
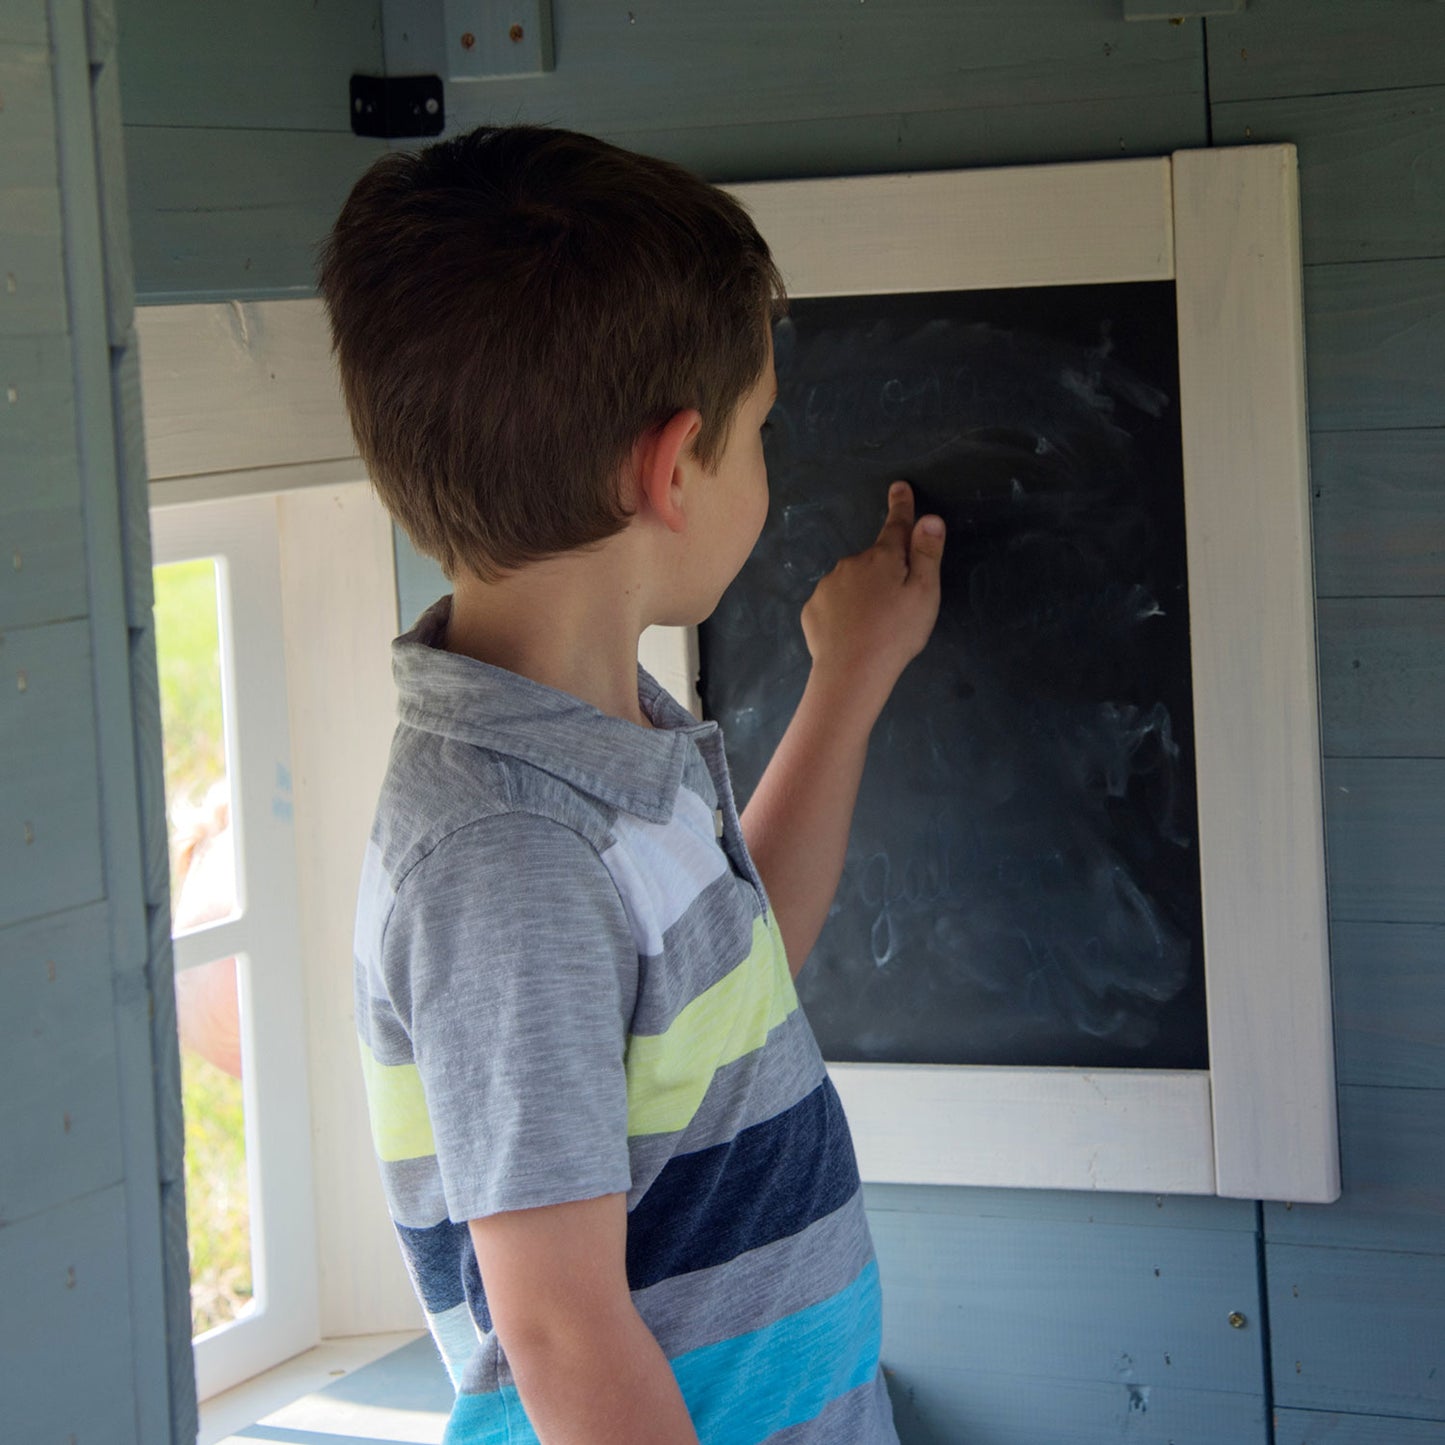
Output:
[197, 1332, 447, 1445]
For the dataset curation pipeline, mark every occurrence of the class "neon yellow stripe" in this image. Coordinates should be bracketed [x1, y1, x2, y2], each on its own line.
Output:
[626, 912, 795, 1138]
[358, 1039, 436, 1162]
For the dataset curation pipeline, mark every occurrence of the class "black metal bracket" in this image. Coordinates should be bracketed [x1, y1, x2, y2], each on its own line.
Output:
[350, 75, 445, 139]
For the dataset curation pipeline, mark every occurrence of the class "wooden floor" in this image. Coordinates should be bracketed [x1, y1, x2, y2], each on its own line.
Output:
[202, 1335, 452, 1445]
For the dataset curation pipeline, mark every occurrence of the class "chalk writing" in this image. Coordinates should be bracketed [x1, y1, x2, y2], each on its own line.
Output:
[701, 281, 1206, 1070]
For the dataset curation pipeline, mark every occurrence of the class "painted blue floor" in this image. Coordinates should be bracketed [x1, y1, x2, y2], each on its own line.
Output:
[226, 1338, 452, 1445]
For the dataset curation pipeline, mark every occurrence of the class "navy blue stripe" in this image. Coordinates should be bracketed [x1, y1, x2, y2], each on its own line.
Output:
[625, 1078, 861, 1292]
[393, 1218, 492, 1332]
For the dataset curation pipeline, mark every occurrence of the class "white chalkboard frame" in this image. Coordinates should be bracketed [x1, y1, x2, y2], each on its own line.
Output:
[640, 145, 1339, 1203]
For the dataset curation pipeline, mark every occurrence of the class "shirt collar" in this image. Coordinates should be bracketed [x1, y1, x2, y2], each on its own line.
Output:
[392, 596, 718, 825]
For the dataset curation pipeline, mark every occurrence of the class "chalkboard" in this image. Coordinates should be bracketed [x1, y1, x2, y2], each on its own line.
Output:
[699, 282, 1208, 1071]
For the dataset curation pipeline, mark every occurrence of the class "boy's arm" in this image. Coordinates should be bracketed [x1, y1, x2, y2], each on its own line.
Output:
[468, 1193, 699, 1445]
[740, 482, 945, 976]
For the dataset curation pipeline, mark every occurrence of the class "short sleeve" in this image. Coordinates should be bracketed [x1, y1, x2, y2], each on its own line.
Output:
[382, 813, 638, 1222]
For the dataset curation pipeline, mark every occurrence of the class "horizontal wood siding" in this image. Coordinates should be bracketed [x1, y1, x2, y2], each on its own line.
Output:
[1205, 0, 1445, 103]
[602, 92, 1206, 185]
[1317, 599, 1445, 757]
[1276, 1410, 1445, 1445]
[0, 905, 124, 1224]
[0, 1184, 141, 1444]
[1208, 4, 1445, 1438]
[1269, 1244, 1445, 1419]
[96, 0, 1445, 1440]
[1304, 261, 1445, 433]
[0, 1, 191, 1438]
[117, 0, 383, 131]
[1324, 759, 1445, 923]
[1213, 87, 1445, 264]
[1263, 1087, 1445, 1256]
[1309, 430, 1445, 597]
[869, 1184, 1267, 1444]
[0, 333, 87, 628]
[117, 0, 385, 301]
[0, 620, 105, 925]
[386, 1, 1204, 138]
[1328, 921, 1445, 1089]
[123, 127, 385, 303]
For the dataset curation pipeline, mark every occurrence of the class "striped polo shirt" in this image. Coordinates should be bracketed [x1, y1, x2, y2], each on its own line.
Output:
[353, 597, 897, 1445]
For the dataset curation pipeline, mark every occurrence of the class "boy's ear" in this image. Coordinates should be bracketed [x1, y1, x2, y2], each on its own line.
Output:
[634, 408, 703, 534]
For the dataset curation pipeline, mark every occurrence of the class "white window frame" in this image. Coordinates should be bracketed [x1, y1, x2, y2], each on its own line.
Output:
[138, 295, 421, 1354]
[644, 145, 1338, 1204]
[150, 494, 320, 1399]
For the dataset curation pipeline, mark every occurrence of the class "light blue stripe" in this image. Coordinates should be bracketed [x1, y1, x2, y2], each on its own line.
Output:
[672, 1260, 882, 1444]
[428, 1301, 479, 1389]
[443, 1385, 521, 1445]
[443, 1261, 882, 1445]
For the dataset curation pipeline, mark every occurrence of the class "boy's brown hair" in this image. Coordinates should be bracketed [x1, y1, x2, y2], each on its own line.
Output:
[316, 125, 786, 581]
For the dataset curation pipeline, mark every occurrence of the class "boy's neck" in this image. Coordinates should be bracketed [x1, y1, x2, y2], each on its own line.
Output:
[443, 545, 655, 729]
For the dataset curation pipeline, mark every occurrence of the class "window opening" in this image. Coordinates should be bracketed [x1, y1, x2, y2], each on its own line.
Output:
[154, 556, 254, 1339]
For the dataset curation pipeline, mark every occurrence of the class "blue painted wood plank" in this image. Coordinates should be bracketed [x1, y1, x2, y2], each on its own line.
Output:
[886, 1365, 1268, 1445]
[0, 41, 62, 189]
[1269, 1242, 1445, 1421]
[0, 38, 66, 340]
[1325, 759, 1445, 923]
[1213, 87, 1445, 265]
[1329, 920, 1445, 1090]
[866, 1182, 1257, 1234]
[113, 335, 154, 631]
[146, 899, 185, 1189]
[1264, 1086, 1445, 1255]
[0, 0, 46, 45]
[1310, 428, 1445, 598]
[86, 0, 117, 68]
[1277, 1409, 1445, 1445]
[124, 125, 386, 303]
[0, 332, 82, 485]
[1318, 599, 1445, 758]
[0, 333, 87, 629]
[0, 1183, 139, 1445]
[0, 494, 88, 631]
[592, 87, 1207, 184]
[390, 0, 1205, 138]
[50, 0, 185, 1430]
[0, 175, 65, 339]
[394, 529, 445, 634]
[0, 618, 105, 928]
[0, 903, 123, 1226]
[130, 622, 170, 912]
[1207, 0, 1445, 104]
[870, 1210, 1264, 1396]
[117, 0, 383, 131]
[1305, 260, 1445, 433]
[157, 1174, 196, 1445]
[0, 334, 80, 463]
[90, 57, 133, 346]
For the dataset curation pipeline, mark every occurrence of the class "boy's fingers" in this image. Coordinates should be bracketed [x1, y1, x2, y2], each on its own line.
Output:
[907, 514, 946, 587]
[875, 481, 915, 551]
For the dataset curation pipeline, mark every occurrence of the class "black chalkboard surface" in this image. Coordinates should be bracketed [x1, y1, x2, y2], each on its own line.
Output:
[699, 282, 1208, 1070]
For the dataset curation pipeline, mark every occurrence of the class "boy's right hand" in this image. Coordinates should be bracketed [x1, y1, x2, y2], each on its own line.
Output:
[799, 480, 945, 720]
[741, 482, 944, 972]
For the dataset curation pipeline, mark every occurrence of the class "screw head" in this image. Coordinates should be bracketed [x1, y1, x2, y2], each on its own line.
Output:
[510, 23, 525, 42]
[460, 31, 476, 49]
[1228, 1311, 1247, 1330]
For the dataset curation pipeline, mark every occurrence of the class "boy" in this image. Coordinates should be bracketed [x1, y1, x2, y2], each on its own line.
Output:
[319, 125, 945, 1444]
